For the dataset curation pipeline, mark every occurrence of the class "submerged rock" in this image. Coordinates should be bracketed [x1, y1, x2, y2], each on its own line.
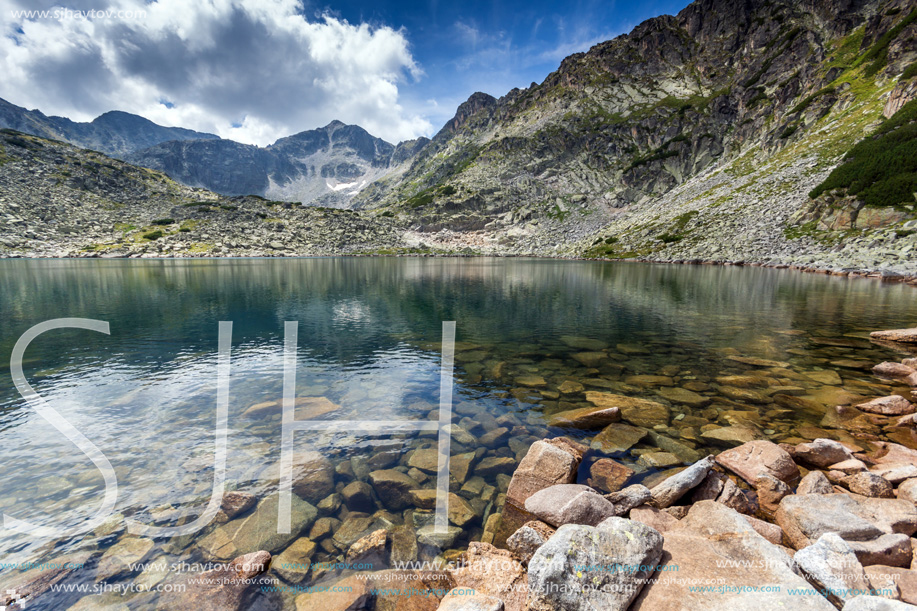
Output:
[159, 550, 271, 611]
[546, 406, 620, 429]
[369, 469, 420, 510]
[588, 458, 634, 493]
[200, 493, 317, 560]
[590, 423, 648, 454]
[584, 392, 670, 427]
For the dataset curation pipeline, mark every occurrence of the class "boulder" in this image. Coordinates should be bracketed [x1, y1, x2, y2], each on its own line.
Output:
[95, 537, 156, 582]
[629, 505, 680, 533]
[798, 470, 836, 495]
[716, 440, 800, 485]
[505, 440, 580, 508]
[371, 569, 454, 610]
[546, 406, 620, 429]
[755, 473, 792, 515]
[437, 590, 505, 611]
[588, 458, 634, 493]
[869, 464, 917, 485]
[742, 514, 784, 545]
[844, 473, 894, 498]
[857, 396, 916, 416]
[898, 479, 917, 504]
[657, 386, 711, 407]
[294, 574, 371, 610]
[846, 534, 914, 568]
[606, 484, 653, 516]
[631, 501, 833, 610]
[690, 470, 727, 502]
[864, 566, 917, 604]
[795, 439, 856, 468]
[842, 595, 917, 610]
[474, 457, 517, 477]
[340, 481, 375, 512]
[451, 543, 526, 611]
[717, 477, 753, 514]
[793, 533, 869, 608]
[527, 518, 664, 611]
[873, 362, 917, 380]
[776, 494, 917, 550]
[506, 521, 555, 565]
[524, 484, 617, 527]
[649, 455, 716, 508]
[416, 525, 462, 548]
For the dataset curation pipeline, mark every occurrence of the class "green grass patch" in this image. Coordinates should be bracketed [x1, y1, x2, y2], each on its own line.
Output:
[142, 230, 164, 241]
[780, 124, 799, 139]
[902, 62, 917, 81]
[784, 221, 818, 240]
[151, 218, 175, 226]
[809, 99, 917, 207]
[791, 86, 836, 114]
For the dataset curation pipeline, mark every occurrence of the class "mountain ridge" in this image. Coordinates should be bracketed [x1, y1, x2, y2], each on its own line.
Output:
[0, 98, 220, 157]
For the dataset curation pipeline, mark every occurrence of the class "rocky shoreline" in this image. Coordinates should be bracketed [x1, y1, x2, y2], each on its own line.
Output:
[3, 328, 917, 610]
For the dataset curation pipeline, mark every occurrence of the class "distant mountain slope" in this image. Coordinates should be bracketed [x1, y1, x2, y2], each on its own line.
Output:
[0, 98, 219, 157]
[127, 121, 429, 207]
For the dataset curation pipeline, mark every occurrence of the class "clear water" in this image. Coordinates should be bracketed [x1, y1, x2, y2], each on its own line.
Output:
[0, 257, 915, 609]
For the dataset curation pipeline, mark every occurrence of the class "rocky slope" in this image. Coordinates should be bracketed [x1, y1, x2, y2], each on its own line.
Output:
[0, 129, 406, 258]
[0, 97, 219, 158]
[350, 0, 917, 274]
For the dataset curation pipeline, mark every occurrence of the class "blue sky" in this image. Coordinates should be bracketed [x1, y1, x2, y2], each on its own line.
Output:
[0, 0, 691, 144]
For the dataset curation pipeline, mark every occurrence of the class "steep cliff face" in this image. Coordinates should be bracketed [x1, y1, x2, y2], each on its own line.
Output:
[0, 98, 219, 157]
[350, 0, 917, 262]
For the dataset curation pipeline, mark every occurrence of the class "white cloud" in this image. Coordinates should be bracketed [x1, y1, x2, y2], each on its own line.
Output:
[0, 0, 433, 144]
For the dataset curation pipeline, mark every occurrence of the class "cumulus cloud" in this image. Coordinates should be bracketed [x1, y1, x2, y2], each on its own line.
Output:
[0, 0, 433, 144]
